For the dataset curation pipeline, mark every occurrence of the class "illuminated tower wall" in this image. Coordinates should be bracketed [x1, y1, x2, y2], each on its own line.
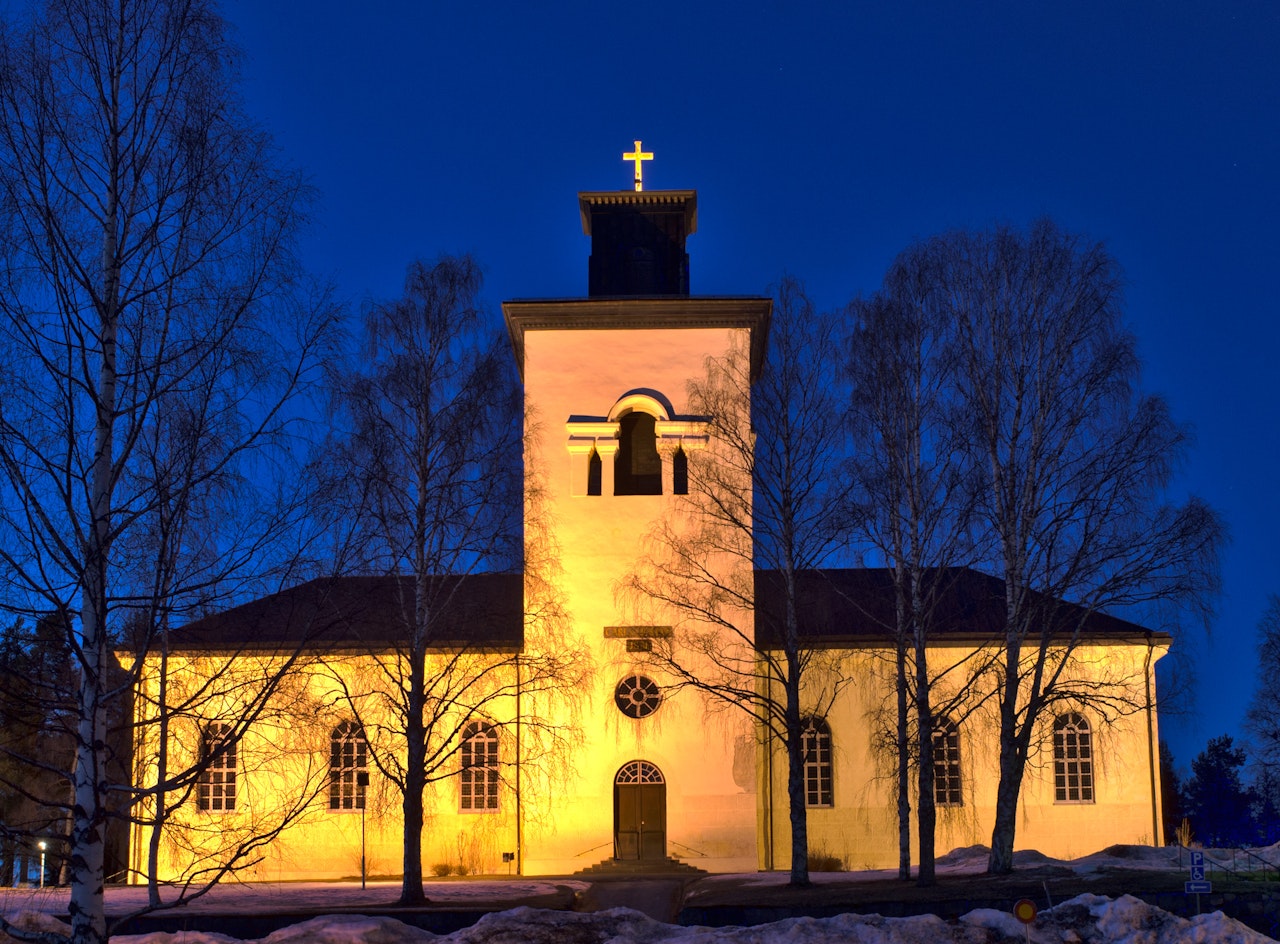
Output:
[504, 189, 771, 873]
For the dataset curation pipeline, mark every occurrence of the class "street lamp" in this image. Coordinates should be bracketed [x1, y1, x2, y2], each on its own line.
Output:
[37, 841, 46, 889]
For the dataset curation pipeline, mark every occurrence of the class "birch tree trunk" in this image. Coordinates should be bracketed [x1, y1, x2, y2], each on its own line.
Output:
[0, 2, 327, 939]
[913, 579, 937, 886]
[894, 594, 910, 881]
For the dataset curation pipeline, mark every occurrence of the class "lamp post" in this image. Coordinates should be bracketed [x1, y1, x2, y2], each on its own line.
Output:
[37, 841, 46, 889]
[356, 771, 370, 889]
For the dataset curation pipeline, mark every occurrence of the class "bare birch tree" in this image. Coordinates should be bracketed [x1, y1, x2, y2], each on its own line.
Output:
[323, 256, 587, 905]
[1244, 596, 1280, 787]
[902, 221, 1224, 874]
[625, 279, 850, 886]
[845, 262, 990, 885]
[0, 1, 333, 940]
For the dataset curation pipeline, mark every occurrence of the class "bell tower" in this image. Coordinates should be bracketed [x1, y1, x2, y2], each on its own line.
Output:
[503, 147, 770, 874]
[580, 189, 696, 296]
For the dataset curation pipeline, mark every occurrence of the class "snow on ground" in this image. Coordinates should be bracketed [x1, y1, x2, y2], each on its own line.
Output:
[0, 879, 588, 917]
[4, 895, 1270, 944]
[4, 845, 1279, 943]
[688, 842, 1276, 896]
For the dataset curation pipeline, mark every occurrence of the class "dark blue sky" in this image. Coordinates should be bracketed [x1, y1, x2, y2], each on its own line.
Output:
[224, 0, 1278, 770]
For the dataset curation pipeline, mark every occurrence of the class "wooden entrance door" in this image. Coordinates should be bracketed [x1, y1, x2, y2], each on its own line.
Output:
[613, 760, 666, 860]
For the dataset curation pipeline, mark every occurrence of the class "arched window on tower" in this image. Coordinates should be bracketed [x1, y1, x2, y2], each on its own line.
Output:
[672, 446, 688, 495]
[587, 448, 602, 496]
[615, 412, 662, 495]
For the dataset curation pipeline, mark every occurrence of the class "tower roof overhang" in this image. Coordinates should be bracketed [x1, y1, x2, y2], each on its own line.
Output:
[502, 296, 772, 382]
[577, 189, 698, 236]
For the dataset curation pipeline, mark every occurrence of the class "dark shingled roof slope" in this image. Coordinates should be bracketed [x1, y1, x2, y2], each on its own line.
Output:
[754, 567, 1164, 648]
[165, 567, 1159, 655]
[168, 574, 523, 652]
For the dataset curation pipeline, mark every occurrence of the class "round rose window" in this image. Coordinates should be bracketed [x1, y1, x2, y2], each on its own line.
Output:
[614, 674, 662, 719]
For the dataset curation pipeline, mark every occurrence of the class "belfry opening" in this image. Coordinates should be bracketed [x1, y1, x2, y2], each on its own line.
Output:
[615, 412, 662, 495]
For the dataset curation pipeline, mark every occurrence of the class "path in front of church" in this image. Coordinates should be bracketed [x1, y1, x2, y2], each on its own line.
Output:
[573, 878, 689, 922]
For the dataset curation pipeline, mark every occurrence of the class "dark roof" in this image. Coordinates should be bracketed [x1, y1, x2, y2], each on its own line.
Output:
[754, 567, 1163, 648]
[168, 574, 523, 652]
[163, 566, 1160, 655]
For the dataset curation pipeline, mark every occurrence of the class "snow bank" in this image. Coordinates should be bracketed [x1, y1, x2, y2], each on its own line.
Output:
[5, 845, 1280, 943]
[0, 910, 74, 941]
[260, 914, 437, 944]
[17, 896, 1252, 944]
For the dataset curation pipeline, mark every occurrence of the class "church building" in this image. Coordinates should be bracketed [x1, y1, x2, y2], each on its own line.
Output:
[127, 150, 1168, 883]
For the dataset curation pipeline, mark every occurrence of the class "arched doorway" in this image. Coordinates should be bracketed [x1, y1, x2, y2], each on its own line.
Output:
[613, 760, 666, 861]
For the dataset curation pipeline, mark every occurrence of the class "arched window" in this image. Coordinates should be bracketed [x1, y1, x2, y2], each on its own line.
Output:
[615, 759, 664, 784]
[460, 721, 499, 812]
[1053, 712, 1094, 803]
[801, 716, 833, 807]
[586, 448, 602, 496]
[672, 446, 688, 495]
[198, 722, 236, 812]
[329, 721, 368, 811]
[615, 412, 662, 495]
[932, 718, 962, 806]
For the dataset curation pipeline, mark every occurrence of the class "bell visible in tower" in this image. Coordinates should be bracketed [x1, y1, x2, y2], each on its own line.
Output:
[579, 141, 697, 297]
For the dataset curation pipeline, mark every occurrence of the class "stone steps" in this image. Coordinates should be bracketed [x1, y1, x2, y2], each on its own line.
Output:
[576, 855, 706, 876]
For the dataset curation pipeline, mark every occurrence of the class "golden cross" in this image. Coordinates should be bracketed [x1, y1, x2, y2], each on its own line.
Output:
[623, 140, 653, 191]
